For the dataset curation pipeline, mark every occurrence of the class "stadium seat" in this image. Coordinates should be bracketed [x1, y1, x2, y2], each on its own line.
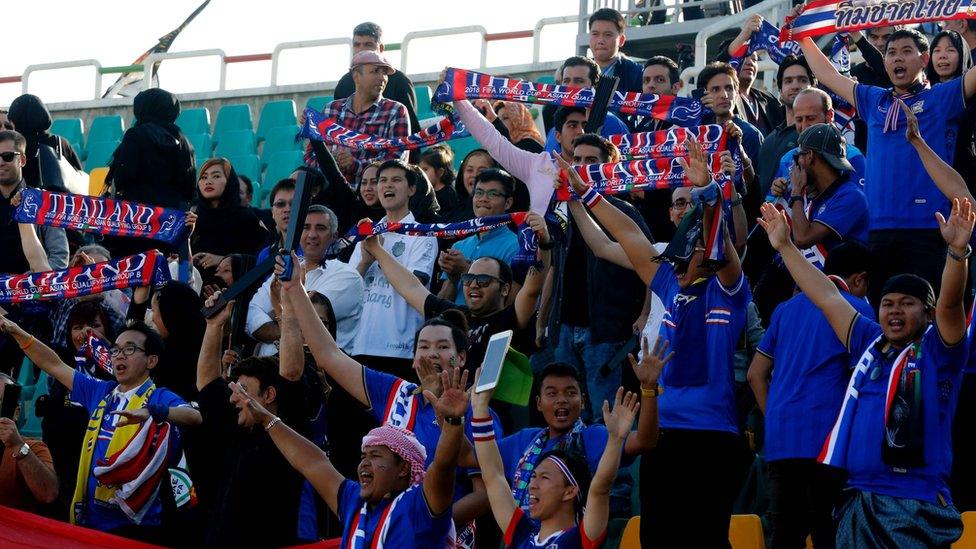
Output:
[214, 129, 257, 158]
[306, 95, 333, 113]
[954, 512, 976, 548]
[630, 457, 641, 515]
[619, 516, 640, 549]
[415, 85, 433, 119]
[86, 115, 124, 147]
[256, 100, 297, 142]
[729, 514, 765, 549]
[88, 167, 109, 196]
[537, 74, 556, 84]
[176, 107, 211, 136]
[263, 150, 305, 200]
[187, 132, 213, 163]
[85, 140, 119, 170]
[260, 125, 301, 169]
[442, 137, 480, 170]
[51, 118, 84, 152]
[20, 370, 48, 439]
[213, 103, 254, 144]
[228, 153, 261, 189]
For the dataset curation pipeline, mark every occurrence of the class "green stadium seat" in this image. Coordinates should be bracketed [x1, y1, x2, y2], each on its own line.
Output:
[85, 140, 119, 170]
[227, 154, 261, 195]
[305, 95, 333, 113]
[260, 125, 301, 169]
[214, 129, 257, 158]
[537, 74, 556, 84]
[256, 100, 297, 142]
[51, 118, 85, 151]
[20, 370, 48, 439]
[187, 133, 213, 166]
[213, 104, 253, 144]
[176, 107, 211, 136]
[415, 85, 433, 119]
[263, 150, 305, 200]
[87, 115, 124, 147]
[442, 137, 480, 170]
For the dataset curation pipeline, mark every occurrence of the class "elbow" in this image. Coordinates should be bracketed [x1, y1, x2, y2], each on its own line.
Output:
[37, 481, 59, 504]
[280, 369, 302, 382]
[746, 367, 765, 391]
[185, 409, 204, 426]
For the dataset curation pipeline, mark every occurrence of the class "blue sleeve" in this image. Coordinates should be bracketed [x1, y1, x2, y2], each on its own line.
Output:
[774, 151, 792, 182]
[931, 78, 966, 119]
[714, 271, 751, 309]
[406, 486, 452, 545]
[69, 371, 114, 414]
[849, 147, 866, 187]
[814, 186, 867, 239]
[757, 303, 782, 357]
[150, 388, 187, 409]
[854, 84, 885, 124]
[924, 321, 970, 376]
[600, 114, 629, 138]
[363, 367, 405, 423]
[544, 128, 559, 153]
[847, 313, 883, 357]
[503, 508, 535, 547]
[337, 479, 362, 521]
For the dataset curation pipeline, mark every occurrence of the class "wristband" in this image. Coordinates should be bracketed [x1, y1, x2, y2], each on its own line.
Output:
[443, 415, 463, 426]
[18, 335, 35, 351]
[640, 385, 663, 398]
[579, 186, 603, 208]
[948, 244, 972, 262]
[148, 403, 170, 422]
[471, 416, 495, 442]
[266, 416, 282, 431]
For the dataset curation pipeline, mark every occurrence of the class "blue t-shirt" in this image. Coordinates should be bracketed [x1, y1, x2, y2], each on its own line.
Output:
[650, 263, 750, 434]
[544, 112, 630, 154]
[758, 291, 875, 462]
[69, 372, 186, 530]
[337, 480, 452, 548]
[774, 143, 867, 189]
[854, 79, 966, 230]
[843, 315, 968, 504]
[503, 507, 605, 549]
[442, 225, 520, 305]
[806, 176, 870, 250]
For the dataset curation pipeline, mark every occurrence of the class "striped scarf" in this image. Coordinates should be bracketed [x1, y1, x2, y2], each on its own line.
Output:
[608, 124, 728, 159]
[300, 108, 469, 153]
[381, 378, 421, 432]
[511, 420, 586, 512]
[555, 154, 726, 199]
[347, 486, 408, 549]
[780, 0, 975, 42]
[14, 188, 188, 244]
[883, 81, 930, 133]
[729, 20, 802, 69]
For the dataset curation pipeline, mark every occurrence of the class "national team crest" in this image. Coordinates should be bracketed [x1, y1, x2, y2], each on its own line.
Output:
[392, 241, 406, 257]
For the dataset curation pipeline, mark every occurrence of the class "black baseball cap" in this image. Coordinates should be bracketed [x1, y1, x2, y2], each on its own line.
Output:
[797, 123, 854, 172]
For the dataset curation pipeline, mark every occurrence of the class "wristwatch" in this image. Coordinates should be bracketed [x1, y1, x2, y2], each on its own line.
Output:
[443, 415, 463, 426]
[12, 442, 29, 460]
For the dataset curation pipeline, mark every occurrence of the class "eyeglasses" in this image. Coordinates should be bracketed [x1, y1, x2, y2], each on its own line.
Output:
[109, 345, 146, 358]
[461, 273, 503, 288]
[671, 198, 691, 208]
[272, 200, 291, 209]
[473, 189, 510, 200]
[0, 151, 22, 163]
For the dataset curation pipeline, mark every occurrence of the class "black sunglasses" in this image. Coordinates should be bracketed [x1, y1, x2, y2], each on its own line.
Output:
[460, 273, 503, 288]
[0, 151, 22, 163]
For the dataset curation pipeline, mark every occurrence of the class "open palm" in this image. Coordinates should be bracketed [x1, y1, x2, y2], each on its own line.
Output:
[677, 138, 710, 187]
[603, 387, 640, 440]
[425, 367, 470, 420]
[937, 198, 976, 250]
[758, 202, 792, 251]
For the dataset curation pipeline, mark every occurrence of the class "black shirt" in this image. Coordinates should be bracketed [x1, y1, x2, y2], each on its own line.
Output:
[0, 181, 30, 274]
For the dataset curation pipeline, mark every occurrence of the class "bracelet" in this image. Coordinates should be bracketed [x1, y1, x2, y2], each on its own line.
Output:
[471, 416, 495, 442]
[948, 245, 973, 262]
[265, 416, 282, 431]
[579, 186, 603, 208]
[443, 415, 464, 426]
[730, 195, 743, 207]
[148, 403, 170, 422]
[18, 335, 35, 351]
[640, 385, 663, 398]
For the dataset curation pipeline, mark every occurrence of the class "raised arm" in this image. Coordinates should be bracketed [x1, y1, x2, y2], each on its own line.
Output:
[277, 253, 369, 405]
[469, 375, 519, 530]
[0, 316, 74, 391]
[624, 335, 670, 455]
[514, 212, 553, 328]
[758, 203, 858, 345]
[935, 198, 974, 345]
[798, 37, 856, 106]
[363, 235, 431, 314]
[230, 382, 345, 513]
[899, 99, 975, 205]
[568, 201, 634, 269]
[453, 98, 537, 183]
[18, 224, 51, 272]
[583, 389, 640, 541]
[421, 368, 468, 515]
[198, 293, 233, 391]
[277, 281, 304, 382]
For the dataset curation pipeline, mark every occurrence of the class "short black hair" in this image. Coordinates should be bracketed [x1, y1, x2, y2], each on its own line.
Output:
[472, 256, 514, 286]
[269, 178, 296, 207]
[776, 55, 816, 88]
[0, 130, 26, 152]
[473, 167, 515, 197]
[539, 361, 583, 388]
[230, 356, 280, 394]
[885, 28, 929, 54]
[824, 242, 873, 279]
[553, 106, 587, 135]
[414, 309, 470, 353]
[572, 133, 617, 163]
[561, 55, 600, 86]
[697, 62, 738, 91]
[644, 56, 681, 85]
[119, 321, 165, 359]
[308, 291, 337, 340]
[377, 159, 420, 189]
[353, 22, 382, 41]
[588, 7, 625, 33]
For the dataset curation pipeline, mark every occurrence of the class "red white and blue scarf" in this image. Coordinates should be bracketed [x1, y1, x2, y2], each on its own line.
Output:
[608, 124, 728, 159]
[555, 155, 726, 199]
[434, 67, 706, 127]
[382, 378, 421, 432]
[780, 0, 975, 42]
[0, 250, 170, 304]
[729, 20, 802, 69]
[300, 108, 469, 153]
[14, 188, 188, 244]
[75, 334, 114, 378]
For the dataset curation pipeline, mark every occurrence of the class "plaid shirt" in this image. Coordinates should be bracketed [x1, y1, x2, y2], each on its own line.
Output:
[304, 93, 410, 185]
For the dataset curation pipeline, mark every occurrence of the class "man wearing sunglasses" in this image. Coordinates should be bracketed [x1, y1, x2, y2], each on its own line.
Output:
[0, 317, 200, 542]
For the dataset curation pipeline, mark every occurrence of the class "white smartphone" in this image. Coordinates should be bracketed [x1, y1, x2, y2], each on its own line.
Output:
[474, 330, 513, 393]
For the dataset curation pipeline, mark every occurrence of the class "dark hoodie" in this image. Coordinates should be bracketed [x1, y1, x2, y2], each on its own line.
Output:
[106, 88, 196, 209]
[927, 31, 976, 197]
[7, 94, 82, 187]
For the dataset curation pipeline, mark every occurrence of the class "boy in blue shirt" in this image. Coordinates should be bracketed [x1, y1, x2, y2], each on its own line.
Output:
[748, 242, 874, 547]
[758, 192, 973, 547]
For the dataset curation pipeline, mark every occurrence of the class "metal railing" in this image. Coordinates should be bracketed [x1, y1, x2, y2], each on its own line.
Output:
[579, 0, 745, 33]
[270, 38, 353, 87]
[401, 25, 489, 74]
[22, 59, 103, 99]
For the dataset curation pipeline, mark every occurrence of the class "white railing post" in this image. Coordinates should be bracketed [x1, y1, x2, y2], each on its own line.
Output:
[142, 49, 227, 92]
[270, 38, 353, 87]
[401, 26, 488, 74]
[533, 15, 581, 64]
[22, 60, 103, 99]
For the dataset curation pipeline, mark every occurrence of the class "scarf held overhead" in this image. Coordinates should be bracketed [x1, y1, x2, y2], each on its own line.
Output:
[729, 20, 802, 69]
[300, 108, 469, 153]
[14, 188, 188, 244]
[554, 154, 726, 200]
[609, 124, 728, 159]
[435, 67, 706, 127]
[0, 250, 170, 304]
[780, 0, 976, 42]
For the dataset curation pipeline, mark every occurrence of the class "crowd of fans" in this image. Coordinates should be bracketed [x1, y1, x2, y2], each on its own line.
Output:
[1, 6, 976, 548]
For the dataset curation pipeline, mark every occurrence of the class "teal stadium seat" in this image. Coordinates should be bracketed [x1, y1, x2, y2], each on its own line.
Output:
[263, 150, 305, 201]
[537, 74, 556, 84]
[305, 95, 333, 113]
[187, 133, 213, 168]
[87, 115, 124, 148]
[85, 140, 119, 170]
[415, 85, 433, 120]
[227, 154, 261, 197]
[256, 100, 297, 142]
[51, 118, 85, 152]
[175, 107, 211, 136]
[260, 125, 301, 169]
[443, 137, 480, 170]
[213, 104, 253, 145]
[214, 129, 257, 158]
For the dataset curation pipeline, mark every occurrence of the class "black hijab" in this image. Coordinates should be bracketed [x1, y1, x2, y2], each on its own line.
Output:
[152, 281, 205, 400]
[133, 88, 183, 137]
